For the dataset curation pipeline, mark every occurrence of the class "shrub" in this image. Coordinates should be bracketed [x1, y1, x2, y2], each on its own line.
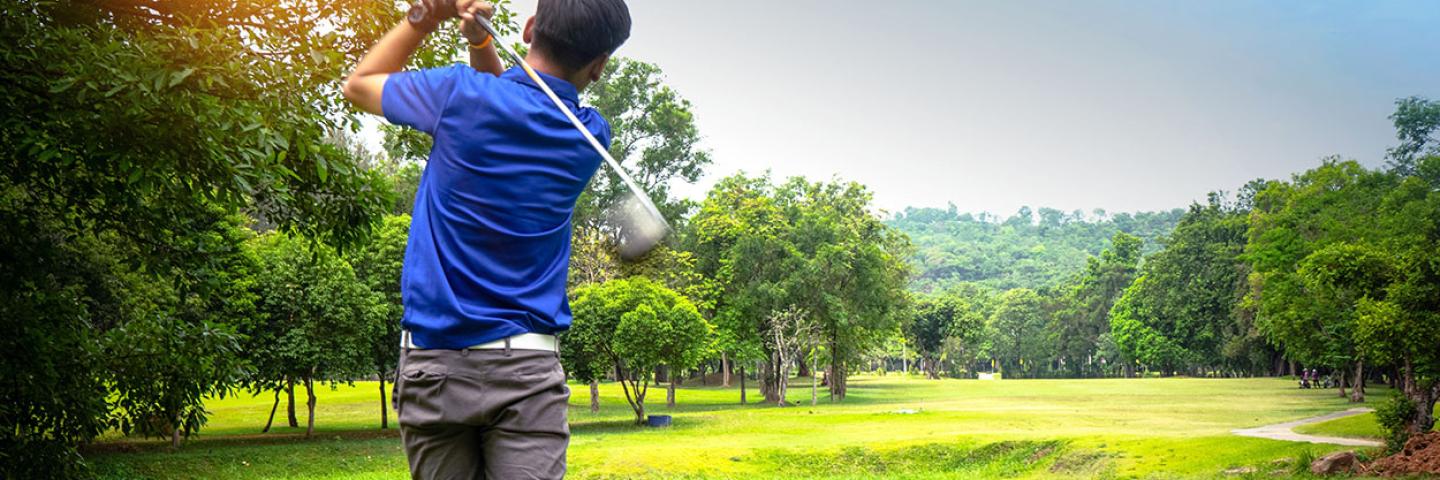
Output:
[1376, 394, 1418, 453]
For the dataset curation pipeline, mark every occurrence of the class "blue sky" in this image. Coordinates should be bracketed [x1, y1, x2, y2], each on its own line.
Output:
[500, 0, 1440, 215]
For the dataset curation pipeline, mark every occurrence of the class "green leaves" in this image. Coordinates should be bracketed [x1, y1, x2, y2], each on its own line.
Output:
[567, 277, 709, 421]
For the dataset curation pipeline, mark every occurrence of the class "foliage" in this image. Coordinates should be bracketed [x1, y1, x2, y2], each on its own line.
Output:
[1376, 394, 1419, 453]
[568, 277, 710, 423]
[346, 215, 410, 428]
[581, 58, 712, 223]
[0, 200, 112, 478]
[986, 288, 1047, 378]
[1108, 191, 1272, 375]
[564, 58, 714, 286]
[1048, 233, 1143, 377]
[888, 205, 1183, 292]
[1244, 159, 1395, 399]
[1, 0, 424, 471]
[241, 232, 384, 436]
[690, 174, 911, 401]
[1386, 96, 1440, 175]
[904, 294, 984, 379]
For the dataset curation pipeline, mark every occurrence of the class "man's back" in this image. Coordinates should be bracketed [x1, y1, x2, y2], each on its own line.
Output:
[385, 64, 610, 350]
[342, 1, 631, 476]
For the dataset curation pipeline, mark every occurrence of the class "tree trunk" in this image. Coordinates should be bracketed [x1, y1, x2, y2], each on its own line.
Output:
[901, 342, 908, 375]
[721, 352, 731, 387]
[263, 388, 281, 433]
[286, 378, 299, 428]
[635, 393, 646, 425]
[171, 417, 182, 448]
[777, 356, 788, 405]
[811, 347, 819, 406]
[667, 373, 678, 408]
[378, 374, 389, 429]
[926, 356, 942, 380]
[1401, 358, 1438, 434]
[1349, 360, 1366, 403]
[589, 380, 600, 414]
[828, 340, 847, 401]
[797, 355, 811, 379]
[304, 375, 317, 438]
[760, 358, 780, 403]
[1338, 366, 1349, 399]
[739, 365, 747, 405]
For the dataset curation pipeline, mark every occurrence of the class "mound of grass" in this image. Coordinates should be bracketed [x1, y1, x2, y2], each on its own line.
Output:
[1293, 412, 1384, 440]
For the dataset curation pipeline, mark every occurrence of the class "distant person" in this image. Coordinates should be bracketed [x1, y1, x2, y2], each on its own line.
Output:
[342, 0, 631, 477]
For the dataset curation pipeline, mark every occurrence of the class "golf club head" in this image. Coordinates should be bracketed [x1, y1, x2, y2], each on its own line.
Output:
[610, 190, 669, 261]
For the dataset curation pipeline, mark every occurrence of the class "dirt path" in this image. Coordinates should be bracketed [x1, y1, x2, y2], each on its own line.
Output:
[1232, 408, 1381, 447]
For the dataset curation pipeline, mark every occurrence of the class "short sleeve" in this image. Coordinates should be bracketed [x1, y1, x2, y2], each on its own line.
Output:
[382, 64, 468, 134]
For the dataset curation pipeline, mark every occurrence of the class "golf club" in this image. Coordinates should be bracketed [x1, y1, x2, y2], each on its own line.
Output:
[471, 17, 669, 260]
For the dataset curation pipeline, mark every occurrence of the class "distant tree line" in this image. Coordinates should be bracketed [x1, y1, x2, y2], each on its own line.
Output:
[881, 97, 1440, 447]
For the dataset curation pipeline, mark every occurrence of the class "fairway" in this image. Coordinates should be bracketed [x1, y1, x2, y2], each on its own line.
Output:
[88, 376, 1379, 479]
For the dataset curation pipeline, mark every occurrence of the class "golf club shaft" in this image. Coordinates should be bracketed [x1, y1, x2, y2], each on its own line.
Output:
[475, 18, 669, 233]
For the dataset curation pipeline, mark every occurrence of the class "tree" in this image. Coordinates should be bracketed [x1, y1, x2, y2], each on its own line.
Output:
[347, 215, 411, 429]
[568, 277, 710, 424]
[687, 175, 781, 400]
[3, 0, 408, 470]
[988, 289, 1049, 378]
[904, 294, 983, 379]
[1245, 159, 1394, 400]
[780, 178, 912, 401]
[565, 58, 714, 292]
[1108, 193, 1269, 377]
[1354, 154, 1440, 436]
[1385, 96, 1440, 176]
[691, 174, 910, 401]
[245, 233, 382, 437]
[762, 306, 819, 405]
[1049, 233, 1143, 377]
[580, 58, 712, 223]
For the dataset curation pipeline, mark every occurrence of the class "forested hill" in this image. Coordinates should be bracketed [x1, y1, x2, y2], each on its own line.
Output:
[887, 205, 1185, 292]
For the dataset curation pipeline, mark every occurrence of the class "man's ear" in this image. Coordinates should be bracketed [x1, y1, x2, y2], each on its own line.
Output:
[522, 16, 535, 44]
[586, 54, 611, 84]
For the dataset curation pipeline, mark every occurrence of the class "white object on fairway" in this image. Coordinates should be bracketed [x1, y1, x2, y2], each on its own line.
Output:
[474, 18, 669, 260]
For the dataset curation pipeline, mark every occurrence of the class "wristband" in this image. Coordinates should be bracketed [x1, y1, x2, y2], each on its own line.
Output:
[468, 34, 493, 50]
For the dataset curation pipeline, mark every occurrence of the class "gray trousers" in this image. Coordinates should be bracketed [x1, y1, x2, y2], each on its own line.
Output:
[395, 347, 570, 479]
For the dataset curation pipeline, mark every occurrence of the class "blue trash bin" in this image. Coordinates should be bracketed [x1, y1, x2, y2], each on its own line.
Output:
[646, 415, 672, 427]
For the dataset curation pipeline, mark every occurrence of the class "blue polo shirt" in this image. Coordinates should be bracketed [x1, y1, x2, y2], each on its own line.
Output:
[383, 64, 609, 350]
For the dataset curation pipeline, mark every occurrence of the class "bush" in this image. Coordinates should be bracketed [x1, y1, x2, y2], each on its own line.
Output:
[1292, 448, 1317, 476]
[1376, 394, 1418, 453]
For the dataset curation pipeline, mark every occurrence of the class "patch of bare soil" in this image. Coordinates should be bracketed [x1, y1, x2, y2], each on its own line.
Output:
[1367, 432, 1440, 477]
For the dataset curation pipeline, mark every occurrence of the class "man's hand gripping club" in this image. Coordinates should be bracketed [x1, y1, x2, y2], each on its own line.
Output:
[341, 0, 497, 115]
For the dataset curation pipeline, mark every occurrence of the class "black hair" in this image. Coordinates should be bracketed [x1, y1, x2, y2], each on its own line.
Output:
[531, 0, 631, 73]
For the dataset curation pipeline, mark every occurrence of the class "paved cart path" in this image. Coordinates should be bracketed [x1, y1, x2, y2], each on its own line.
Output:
[1232, 408, 1381, 447]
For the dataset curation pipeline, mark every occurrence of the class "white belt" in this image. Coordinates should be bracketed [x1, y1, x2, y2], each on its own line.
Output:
[402, 331, 558, 352]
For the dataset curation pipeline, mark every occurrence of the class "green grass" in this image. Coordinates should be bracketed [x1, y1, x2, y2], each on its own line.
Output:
[1293, 412, 1384, 440]
[86, 376, 1384, 479]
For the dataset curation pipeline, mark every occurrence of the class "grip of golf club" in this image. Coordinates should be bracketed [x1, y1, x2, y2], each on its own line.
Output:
[475, 19, 670, 234]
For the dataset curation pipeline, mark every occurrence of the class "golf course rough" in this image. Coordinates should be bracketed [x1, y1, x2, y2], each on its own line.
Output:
[88, 376, 1382, 479]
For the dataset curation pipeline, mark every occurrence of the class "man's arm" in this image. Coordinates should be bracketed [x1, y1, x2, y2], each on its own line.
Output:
[342, 21, 430, 116]
[462, 16, 503, 76]
[342, 0, 496, 115]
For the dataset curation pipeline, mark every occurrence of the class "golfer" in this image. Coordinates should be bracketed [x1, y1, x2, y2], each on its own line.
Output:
[342, 0, 631, 477]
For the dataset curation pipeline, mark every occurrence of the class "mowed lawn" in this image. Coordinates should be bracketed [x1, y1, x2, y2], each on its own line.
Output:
[87, 376, 1384, 479]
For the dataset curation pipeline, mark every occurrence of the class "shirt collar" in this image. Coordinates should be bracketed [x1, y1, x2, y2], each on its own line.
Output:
[502, 66, 581, 105]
